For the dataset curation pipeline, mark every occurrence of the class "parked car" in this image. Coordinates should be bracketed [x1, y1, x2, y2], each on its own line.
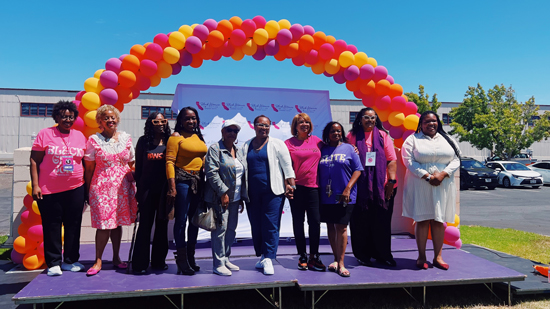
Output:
[460, 157, 499, 190]
[528, 162, 550, 185]
[485, 161, 543, 188]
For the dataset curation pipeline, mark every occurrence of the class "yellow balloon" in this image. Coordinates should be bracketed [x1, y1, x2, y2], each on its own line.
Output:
[278, 19, 291, 30]
[338, 51, 355, 68]
[388, 111, 405, 126]
[191, 24, 198, 29]
[32, 201, 40, 215]
[311, 61, 326, 75]
[354, 52, 368, 67]
[84, 110, 99, 128]
[252, 29, 269, 46]
[325, 59, 341, 75]
[163, 47, 180, 64]
[62, 225, 65, 242]
[242, 39, 258, 56]
[26, 181, 32, 196]
[168, 32, 186, 50]
[93, 69, 105, 79]
[366, 57, 378, 67]
[84, 77, 104, 94]
[231, 48, 245, 61]
[448, 214, 460, 227]
[264, 20, 280, 39]
[81, 92, 101, 110]
[179, 25, 194, 38]
[403, 114, 420, 131]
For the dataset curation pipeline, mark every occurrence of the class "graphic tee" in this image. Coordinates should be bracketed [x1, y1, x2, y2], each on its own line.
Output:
[285, 135, 323, 188]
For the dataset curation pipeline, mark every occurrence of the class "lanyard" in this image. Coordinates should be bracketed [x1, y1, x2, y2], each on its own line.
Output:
[57, 128, 71, 153]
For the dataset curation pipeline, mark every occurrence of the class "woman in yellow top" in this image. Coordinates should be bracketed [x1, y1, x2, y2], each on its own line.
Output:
[166, 106, 208, 275]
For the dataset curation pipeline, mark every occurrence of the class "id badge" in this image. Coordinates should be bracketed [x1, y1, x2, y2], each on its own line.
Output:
[61, 155, 74, 173]
[325, 179, 332, 197]
[365, 152, 376, 166]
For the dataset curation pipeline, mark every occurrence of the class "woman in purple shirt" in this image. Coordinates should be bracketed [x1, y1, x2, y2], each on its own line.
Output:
[318, 122, 363, 277]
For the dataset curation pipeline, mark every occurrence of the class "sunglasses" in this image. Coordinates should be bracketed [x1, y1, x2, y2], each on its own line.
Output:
[152, 119, 168, 125]
[225, 127, 240, 134]
[255, 123, 270, 128]
[362, 115, 377, 120]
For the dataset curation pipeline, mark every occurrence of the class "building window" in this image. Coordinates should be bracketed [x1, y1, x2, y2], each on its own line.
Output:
[350, 111, 360, 124]
[529, 115, 540, 127]
[442, 113, 453, 125]
[141, 106, 176, 120]
[21, 103, 54, 117]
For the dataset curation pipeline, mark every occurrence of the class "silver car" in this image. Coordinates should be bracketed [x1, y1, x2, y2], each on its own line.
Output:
[486, 161, 543, 188]
[528, 162, 550, 185]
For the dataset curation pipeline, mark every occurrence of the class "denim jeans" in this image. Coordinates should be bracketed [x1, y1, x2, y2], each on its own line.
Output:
[247, 190, 285, 259]
[210, 201, 240, 267]
[174, 180, 199, 248]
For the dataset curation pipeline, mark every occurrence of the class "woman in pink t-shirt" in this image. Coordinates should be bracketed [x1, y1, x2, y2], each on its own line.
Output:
[30, 100, 87, 276]
[347, 107, 398, 267]
[284, 113, 326, 272]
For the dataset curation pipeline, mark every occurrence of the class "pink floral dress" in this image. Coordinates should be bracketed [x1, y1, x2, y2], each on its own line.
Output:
[85, 132, 137, 229]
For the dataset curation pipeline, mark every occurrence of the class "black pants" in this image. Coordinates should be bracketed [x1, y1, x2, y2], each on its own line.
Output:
[288, 185, 321, 255]
[350, 187, 397, 262]
[132, 189, 169, 271]
[38, 185, 85, 268]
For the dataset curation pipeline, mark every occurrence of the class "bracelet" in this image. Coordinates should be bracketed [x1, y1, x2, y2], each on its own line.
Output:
[425, 175, 431, 182]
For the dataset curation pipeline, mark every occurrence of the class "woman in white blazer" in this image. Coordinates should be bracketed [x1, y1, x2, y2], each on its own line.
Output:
[240, 115, 295, 275]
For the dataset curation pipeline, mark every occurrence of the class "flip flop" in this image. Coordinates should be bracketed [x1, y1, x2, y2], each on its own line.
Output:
[328, 262, 338, 272]
[338, 266, 350, 277]
[113, 262, 128, 269]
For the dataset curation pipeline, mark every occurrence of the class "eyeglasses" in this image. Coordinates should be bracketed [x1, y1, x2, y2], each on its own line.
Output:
[152, 119, 168, 125]
[60, 115, 75, 121]
[225, 128, 240, 134]
[255, 123, 270, 128]
[362, 115, 377, 120]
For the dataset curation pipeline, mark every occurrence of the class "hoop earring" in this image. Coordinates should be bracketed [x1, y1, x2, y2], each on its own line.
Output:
[222, 137, 225, 142]
[234, 139, 239, 144]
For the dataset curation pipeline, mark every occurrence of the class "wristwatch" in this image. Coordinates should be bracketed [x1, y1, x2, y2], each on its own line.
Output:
[290, 185, 297, 190]
[425, 175, 431, 182]
[388, 179, 397, 184]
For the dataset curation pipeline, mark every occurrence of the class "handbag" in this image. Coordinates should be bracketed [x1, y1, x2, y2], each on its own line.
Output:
[191, 201, 218, 231]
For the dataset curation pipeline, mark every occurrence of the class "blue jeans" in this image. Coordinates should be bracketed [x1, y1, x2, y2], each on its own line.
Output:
[210, 201, 240, 267]
[174, 180, 199, 248]
[247, 190, 285, 259]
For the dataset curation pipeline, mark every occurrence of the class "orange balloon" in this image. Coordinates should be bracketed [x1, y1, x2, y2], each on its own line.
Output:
[198, 44, 215, 60]
[150, 75, 161, 87]
[325, 35, 336, 44]
[231, 48, 245, 61]
[83, 127, 101, 138]
[118, 70, 136, 88]
[401, 94, 409, 102]
[217, 20, 234, 39]
[274, 46, 287, 61]
[389, 84, 404, 97]
[346, 79, 361, 92]
[286, 43, 300, 58]
[114, 101, 125, 112]
[311, 60, 326, 75]
[115, 86, 132, 104]
[375, 79, 391, 96]
[156, 60, 172, 78]
[190, 56, 203, 68]
[393, 138, 404, 148]
[229, 16, 243, 29]
[23, 251, 44, 270]
[130, 45, 146, 61]
[13, 236, 30, 253]
[298, 35, 314, 52]
[360, 80, 376, 95]
[207, 30, 225, 48]
[376, 109, 391, 122]
[312, 31, 327, 50]
[121, 55, 140, 73]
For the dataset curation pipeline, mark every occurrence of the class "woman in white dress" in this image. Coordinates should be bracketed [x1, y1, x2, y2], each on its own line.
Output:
[402, 111, 460, 270]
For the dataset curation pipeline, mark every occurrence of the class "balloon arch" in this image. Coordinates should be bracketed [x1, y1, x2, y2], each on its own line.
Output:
[72, 15, 420, 147]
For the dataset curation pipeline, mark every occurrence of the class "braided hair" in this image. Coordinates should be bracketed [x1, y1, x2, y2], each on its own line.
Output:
[174, 106, 204, 142]
[143, 112, 171, 148]
[350, 107, 388, 136]
[417, 111, 460, 158]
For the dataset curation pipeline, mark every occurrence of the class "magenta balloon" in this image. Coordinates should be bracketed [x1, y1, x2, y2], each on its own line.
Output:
[389, 126, 404, 139]
[203, 18, 218, 31]
[353, 90, 363, 99]
[416, 112, 421, 117]
[185, 36, 203, 54]
[333, 70, 346, 84]
[362, 96, 375, 107]
[99, 70, 118, 88]
[276, 29, 292, 46]
[179, 50, 193, 66]
[323, 71, 333, 77]
[382, 121, 392, 131]
[252, 16, 266, 28]
[212, 49, 222, 61]
[27, 225, 43, 242]
[403, 102, 418, 115]
[72, 116, 84, 131]
[305, 49, 319, 65]
[11, 250, 24, 264]
[390, 96, 407, 111]
[99, 88, 118, 105]
[153, 33, 170, 49]
[139, 59, 158, 77]
[289, 24, 304, 41]
[319, 43, 334, 60]
[375, 95, 391, 110]
[360, 64, 375, 80]
[333, 40, 347, 55]
[402, 130, 415, 141]
[105, 58, 122, 74]
[230, 29, 247, 47]
[373, 65, 389, 82]
[291, 54, 305, 66]
[443, 222, 448, 229]
[193, 24, 210, 43]
[171, 62, 182, 75]
[303, 25, 315, 35]
[221, 41, 235, 57]
[387, 75, 395, 84]
[75, 91, 85, 101]
[252, 45, 266, 61]
[264, 39, 280, 55]
[118, 54, 128, 61]
[453, 239, 462, 249]
[346, 44, 358, 54]
[444, 226, 460, 243]
[344, 65, 360, 81]
[145, 43, 163, 61]
[241, 19, 257, 37]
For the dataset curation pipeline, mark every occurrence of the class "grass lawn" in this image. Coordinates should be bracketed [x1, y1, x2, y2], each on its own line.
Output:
[0, 235, 10, 260]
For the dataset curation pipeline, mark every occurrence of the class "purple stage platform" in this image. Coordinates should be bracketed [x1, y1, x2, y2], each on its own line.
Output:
[13, 237, 526, 308]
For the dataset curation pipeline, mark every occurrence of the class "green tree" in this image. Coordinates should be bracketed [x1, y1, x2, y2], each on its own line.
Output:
[405, 85, 441, 114]
[449, 84, 550, 159]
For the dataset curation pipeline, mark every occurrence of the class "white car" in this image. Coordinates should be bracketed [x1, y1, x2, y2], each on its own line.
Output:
[485, 161, 543, 188]
[528, 162, 550, 184]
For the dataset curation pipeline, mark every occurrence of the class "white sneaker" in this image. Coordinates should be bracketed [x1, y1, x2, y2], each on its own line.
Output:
[61, 262, 85, 272]
[47, 265, 63, 276]
[255, 255, 264, 269]
[213, 265, 232, 276]
[225, 259, 240, 271]
[261, 258, 274, 275]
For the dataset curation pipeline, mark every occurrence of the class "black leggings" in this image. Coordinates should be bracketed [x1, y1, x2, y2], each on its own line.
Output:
[288, 185, 321, 255]
[38, 185, 85, 268]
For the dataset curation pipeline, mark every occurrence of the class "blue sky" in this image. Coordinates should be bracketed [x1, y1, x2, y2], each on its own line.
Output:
[1, 0, 549, 104]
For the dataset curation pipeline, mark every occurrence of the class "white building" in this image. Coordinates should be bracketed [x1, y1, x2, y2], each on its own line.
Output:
[1, 88, 549, 162]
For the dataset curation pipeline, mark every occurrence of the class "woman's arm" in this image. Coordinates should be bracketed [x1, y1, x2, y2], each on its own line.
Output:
[276, 140, 296, 198]
[84, 159, 96, 203]
[205, 144, 229, 202]
[340, 170, 362, 204]
[165, 135, 179, 205]
[134, 137, 144, 183]
[29, 151, 45, 200]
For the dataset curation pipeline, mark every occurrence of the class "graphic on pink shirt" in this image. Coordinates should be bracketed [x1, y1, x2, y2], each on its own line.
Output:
[285, 135, 323, 188]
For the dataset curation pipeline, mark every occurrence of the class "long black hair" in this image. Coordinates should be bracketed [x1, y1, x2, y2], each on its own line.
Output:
[174, 106, 204, 142]
[322, 121, 348, 145]
[144, 112, 171, 148]
[417, 111, 460, 158]
[350, 107, 388, 136]
[52, 100, 79, 122]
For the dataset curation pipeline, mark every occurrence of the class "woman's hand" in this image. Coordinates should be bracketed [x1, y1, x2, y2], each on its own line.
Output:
[429, 171, 446, 186]
[285, 184, 295, 199]
[221, 193, 229, 209]
[384, 182, 394, 200]
[339, 187, 351, 204]
[239, 200, 245, 213]
[32, 185, 43, 201]
[166, 187, 177, 206]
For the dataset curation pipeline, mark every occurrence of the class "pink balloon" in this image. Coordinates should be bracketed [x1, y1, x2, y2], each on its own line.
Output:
[416, 112, 421, 117]
[389, 126, 404, 139]
[37, 242, 44, 257]
[100, 88, 118, 105]
[252, 45, 266, 61]
[443, 222, 448, 229]
[241, 19, 257, 37]
[402, 130, 415, 141]
[390, 96, 407, 112]
[403, 102, 418, 115]
[221, 41, 235, 57]
[319, 43, 334, 60]
[264, 40, 279, 56]
[333, 70, 346, 84]
[185, 36, 203, 54]
[99, 70, 118, 88]
[303, 25, 315, 35]
[105, 58, 122, 74]
[323, 71, 334, 77]
[20, 210, 30, 225]
[305, 49, 319, 65]
[211, 49, 222, 61]
[453, 239, 462, 249]
[353, 90, 363, 99]
[203, 19, 218, 31]
[118, 54, 127, 61]
[346, 44, 358, 54]
[73, 116, 85, 131]
[373, 65, 388, 82]
[179, 50, 193, 66]
[153, 33, 170, 49]
[171, 63, 182, 75]
[333, 40, 347, 56]
[382, 121, 392, 131]
[144, 43, 163, 62]
[444, 226, 460, 243]
[387, 75, 395, 84]
[276, 29, 292, 46]
[291, 54, 305, 66]
[11, 250, 24, 264]
[75, 91, 85, 101]
[193, 24, 210, 43]
[252, 16, 266, 28]
[139, 59, 158, 77]
[27, 225, 43, 242]
[362, 96, 375, 107]
[230, 29, 247, 47]
[375, 95, 391, 110]
[289, 24, 304, 41]
[344, 65, 360, 81]
[360, 64, 375, 80]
